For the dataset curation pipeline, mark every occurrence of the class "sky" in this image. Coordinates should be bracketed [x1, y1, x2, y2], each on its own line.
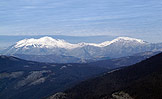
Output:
[0, 0, 162, 42]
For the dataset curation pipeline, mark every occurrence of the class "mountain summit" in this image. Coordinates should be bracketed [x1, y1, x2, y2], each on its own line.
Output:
[112, 37, 146, 43]
[15, 36, 78, 49]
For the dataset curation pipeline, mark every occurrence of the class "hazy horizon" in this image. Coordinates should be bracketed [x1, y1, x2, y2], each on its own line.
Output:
[0, 0, 162, 43]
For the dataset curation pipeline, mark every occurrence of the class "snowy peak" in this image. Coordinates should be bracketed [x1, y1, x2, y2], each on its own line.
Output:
[111, 37, 146, 44]
[39, 36, 57, 42]
[84, 37, 146, 47]
[14, 36, 77, 49]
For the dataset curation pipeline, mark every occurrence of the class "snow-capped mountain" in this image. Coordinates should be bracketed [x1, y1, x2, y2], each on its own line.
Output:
[3, 36, 162, 61]
[14, 36, 78, 49]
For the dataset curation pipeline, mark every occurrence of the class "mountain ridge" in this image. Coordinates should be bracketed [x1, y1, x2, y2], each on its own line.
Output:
[0, 55, 107, 99]
[50, 52, 162, 99]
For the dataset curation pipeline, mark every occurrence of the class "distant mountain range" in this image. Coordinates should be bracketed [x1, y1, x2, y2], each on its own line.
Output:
[49, 52, 162, 99]
[2, 36, 162, 63]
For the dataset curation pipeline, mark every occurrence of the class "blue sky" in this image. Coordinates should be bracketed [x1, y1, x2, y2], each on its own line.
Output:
[0, 0, 162, 42]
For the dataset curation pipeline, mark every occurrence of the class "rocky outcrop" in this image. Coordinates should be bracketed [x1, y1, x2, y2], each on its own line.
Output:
[112, 91, 133, 99]
[47, 92, 67, 99]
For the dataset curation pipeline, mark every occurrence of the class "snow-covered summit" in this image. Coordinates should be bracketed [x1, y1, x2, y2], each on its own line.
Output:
[14, 36, 78, 49]
[83, 37, 146, 47]
[112, 37, 146, 44]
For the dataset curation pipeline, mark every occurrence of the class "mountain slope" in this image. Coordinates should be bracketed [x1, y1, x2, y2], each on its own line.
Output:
[3, 36, 162, 62]
[0, 55, 107, 99]
[11, 51, 159, 64]
[88, 51, 160, 69]
[53, 52, 162, 99]
[14, 54, 82, 63]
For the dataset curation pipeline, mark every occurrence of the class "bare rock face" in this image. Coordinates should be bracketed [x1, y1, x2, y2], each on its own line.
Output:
[16, 70, 51, 88]
[47, 92, 67, 99]
[0, 71, 24, 79]
[102, 91, 133, 99]
[112, 91, 133, 99]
